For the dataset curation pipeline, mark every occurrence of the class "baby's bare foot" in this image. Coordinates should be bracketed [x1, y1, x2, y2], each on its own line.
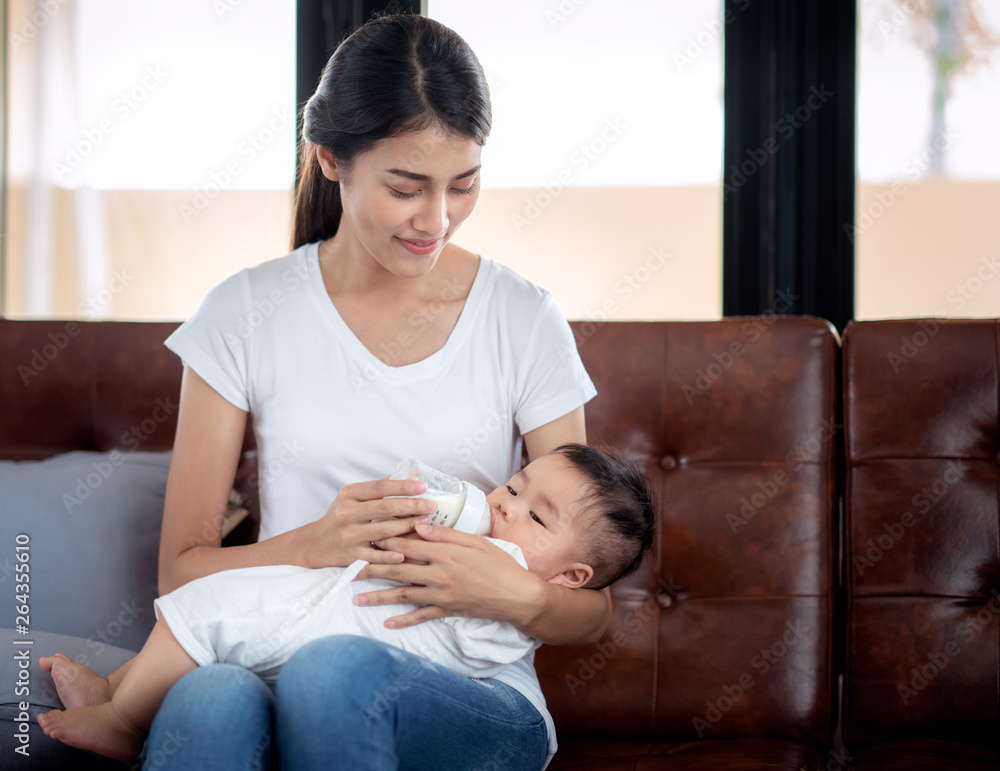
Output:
[39, 704, 145, 761]
[39, 654, 111, 709]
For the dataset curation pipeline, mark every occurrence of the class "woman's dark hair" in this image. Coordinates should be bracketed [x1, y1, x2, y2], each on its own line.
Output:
[553, 443, 658, 590]
[292, 13, 492, 249]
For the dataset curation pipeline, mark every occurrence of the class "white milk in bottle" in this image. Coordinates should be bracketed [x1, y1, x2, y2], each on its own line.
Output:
[389, 459, 490, 535]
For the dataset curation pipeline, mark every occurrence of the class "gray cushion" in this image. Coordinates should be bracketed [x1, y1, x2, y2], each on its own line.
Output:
[0, 450, 171, 653]
[0, 627, 137, 709]
[0, 628, 137, 769]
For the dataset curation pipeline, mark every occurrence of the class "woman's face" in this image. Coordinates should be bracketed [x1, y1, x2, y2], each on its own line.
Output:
[320, 126, 483, 278]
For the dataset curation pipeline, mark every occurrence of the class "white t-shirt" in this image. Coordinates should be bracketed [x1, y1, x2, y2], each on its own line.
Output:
[164, 241, 597, 764]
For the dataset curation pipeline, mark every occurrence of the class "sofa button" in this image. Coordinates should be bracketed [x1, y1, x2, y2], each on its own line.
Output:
[659, 455, 678, 471]
[655, 591, 673, 609]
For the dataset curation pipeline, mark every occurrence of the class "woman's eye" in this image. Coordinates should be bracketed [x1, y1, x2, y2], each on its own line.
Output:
[506, 485, 517, 496]
[389, 188, 419, 199]
[451, 184, 476, 196]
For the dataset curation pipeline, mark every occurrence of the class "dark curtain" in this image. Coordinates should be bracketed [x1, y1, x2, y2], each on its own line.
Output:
[723, 0, 856, 331]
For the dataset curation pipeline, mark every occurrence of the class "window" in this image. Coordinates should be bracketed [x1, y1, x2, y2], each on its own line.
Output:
[427, 0, 724, 321]
[3, 0, 296, 319]
[3, 2, 724, 322]
[855, 0, 1000, 319]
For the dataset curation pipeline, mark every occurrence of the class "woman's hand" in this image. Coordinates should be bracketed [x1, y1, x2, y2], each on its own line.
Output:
[354, 523, 549, 630]
[301, 479, 438, 569]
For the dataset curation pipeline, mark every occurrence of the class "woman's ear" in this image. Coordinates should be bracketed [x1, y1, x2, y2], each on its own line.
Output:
[316, 146, 342, 182]
[548, 563, 594, 590]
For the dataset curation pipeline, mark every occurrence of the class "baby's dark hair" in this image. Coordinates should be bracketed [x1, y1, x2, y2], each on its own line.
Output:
[552, 443, 656, 590]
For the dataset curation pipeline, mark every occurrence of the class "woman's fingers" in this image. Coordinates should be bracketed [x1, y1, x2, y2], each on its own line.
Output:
[342, 477, 427, 502]
[381, 605, 452, 630]
[355, 527, 538, 628]
[337, 479, 435, 520]
[363, 524, 494, 573]
[363, 521, 479, 563]
[353, 582, 456, 625]
[355, 559, 441, 586]
[311, 478, 437, 567]
[366, 516, 432, 542]
[363, 546, 406, 564]
[373, 522, 480, 554]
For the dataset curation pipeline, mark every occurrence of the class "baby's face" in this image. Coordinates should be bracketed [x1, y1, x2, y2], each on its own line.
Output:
[486, 453, 592, 586]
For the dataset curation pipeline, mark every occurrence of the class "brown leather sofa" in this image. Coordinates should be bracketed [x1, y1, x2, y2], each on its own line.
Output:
[1, 316, 997, 770]
[840, 319, 1000, 771]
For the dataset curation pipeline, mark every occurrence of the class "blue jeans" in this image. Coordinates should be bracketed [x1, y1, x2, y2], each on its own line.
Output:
[144, 636, 548, 771]
[142, 664, 274, 770]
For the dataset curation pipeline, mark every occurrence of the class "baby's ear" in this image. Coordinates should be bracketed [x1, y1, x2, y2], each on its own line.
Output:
[548, 563, 594, 590]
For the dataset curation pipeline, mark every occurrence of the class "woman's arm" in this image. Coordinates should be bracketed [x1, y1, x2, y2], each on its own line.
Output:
[158, 367, 434, 594]
[521, 407, 586, 461]
[514, 569, 613, 645]
[158, 367, 251, 593]
[358, 406, 614, 646]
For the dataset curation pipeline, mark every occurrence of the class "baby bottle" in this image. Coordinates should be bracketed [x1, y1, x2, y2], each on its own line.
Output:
[389, 459, 491, 536]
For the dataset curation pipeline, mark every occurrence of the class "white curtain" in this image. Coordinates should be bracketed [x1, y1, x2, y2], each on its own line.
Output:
[14, 0, 109, 317]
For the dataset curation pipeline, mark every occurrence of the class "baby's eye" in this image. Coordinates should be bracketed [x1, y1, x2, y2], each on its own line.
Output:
[530, 512, 543, 525]
[506, 485, 517, 496]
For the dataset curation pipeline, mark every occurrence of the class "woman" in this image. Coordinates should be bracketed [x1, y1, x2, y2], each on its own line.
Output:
[146, 13, 608, 770]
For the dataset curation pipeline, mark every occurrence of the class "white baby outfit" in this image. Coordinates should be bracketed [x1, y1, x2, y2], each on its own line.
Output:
[154, 538, 536, 682]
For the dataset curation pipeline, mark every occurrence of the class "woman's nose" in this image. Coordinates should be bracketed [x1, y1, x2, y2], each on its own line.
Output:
[414, 194, 448, 236]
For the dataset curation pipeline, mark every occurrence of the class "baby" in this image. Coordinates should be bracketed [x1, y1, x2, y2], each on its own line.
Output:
[38, 443, 655, 761]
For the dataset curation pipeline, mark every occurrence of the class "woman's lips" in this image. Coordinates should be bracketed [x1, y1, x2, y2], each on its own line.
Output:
[397, 237, 441, 255]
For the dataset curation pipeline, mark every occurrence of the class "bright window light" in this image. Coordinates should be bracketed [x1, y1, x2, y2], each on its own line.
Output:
[428, 0, 725, 188]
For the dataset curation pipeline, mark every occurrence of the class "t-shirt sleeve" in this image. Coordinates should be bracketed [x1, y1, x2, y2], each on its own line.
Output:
[513, 292, 597, 435]
[164, 270, 252, 411]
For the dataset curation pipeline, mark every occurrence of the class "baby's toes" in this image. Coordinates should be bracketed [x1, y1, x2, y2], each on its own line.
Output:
[39, 653, 68, 672]
[38, 710, 64, 737]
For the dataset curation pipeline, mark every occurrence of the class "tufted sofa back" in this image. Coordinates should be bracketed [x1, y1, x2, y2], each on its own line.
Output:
[0, 321, 259, 529]
[537, 318, 840, 751]
[842, 319, 1000, 755]
[1, 321, 184, 460]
